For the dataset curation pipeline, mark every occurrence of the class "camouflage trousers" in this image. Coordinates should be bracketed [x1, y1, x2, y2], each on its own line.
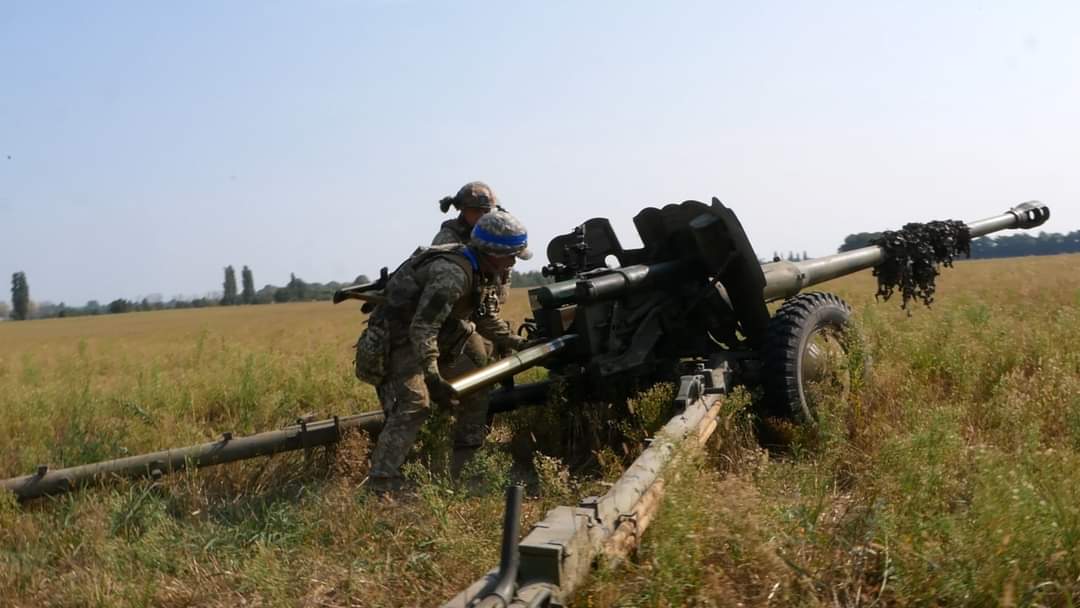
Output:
[368, 334, 492, 481]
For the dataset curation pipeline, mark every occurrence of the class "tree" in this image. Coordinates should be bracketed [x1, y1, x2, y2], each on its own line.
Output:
[10, 272, 29, 321]
[241, 266, 256, 304]
[222, 266, 238, 305]
[969, 231, 1080, 259]
[838, 232, 885, 253]
[34, 301, 60, 318]
[107, 299, 131, 314]
[287, 273, 308, 301]
[0, 301, 9, 319]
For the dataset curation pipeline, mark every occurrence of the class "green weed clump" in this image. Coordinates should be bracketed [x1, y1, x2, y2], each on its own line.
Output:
[503, 377, 676, 476]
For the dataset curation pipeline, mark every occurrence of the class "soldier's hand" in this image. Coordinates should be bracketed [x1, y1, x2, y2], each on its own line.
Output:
[513, 335, 553, 352]
[424, 369, 459, 408]
[506, 334, 528, 352]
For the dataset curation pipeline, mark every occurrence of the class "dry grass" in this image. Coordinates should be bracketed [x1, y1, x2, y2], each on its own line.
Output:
[3, 255, 1080, 607]
[581, 254, 1080, 607]
[0, 295, 534, 608]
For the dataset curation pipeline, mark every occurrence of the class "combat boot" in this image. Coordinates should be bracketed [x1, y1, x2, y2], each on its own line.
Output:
[365, 475, 410, 497]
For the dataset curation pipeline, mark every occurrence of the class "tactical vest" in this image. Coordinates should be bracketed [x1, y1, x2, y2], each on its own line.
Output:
[387, 245, 479, 317]
[354, 245, 483, 385]
[432, 219, 506, 315]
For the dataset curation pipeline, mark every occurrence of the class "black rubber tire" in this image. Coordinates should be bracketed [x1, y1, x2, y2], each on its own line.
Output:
[763, 292, 853, 423]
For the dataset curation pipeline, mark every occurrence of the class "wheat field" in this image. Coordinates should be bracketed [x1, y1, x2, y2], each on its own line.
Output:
[2, 254, 1079, 607]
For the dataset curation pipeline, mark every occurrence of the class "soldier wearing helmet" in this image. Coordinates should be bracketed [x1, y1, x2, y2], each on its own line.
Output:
[364, 210, 531, 492]
[433, 180, 514, 324]
[430, 182, 519, 477]
[434, 181, 500, 246]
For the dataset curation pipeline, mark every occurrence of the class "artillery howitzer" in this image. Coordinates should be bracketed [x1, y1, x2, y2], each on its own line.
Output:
[442, 199, 1051, 607]
[0, 197, 1052, 607]
[1, 200, 1049, 506]
[452, 199, 1051, 423]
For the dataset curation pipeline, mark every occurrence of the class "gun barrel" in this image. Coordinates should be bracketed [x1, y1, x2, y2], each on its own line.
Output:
[531, 261, 688, 309]
[966, 201, 1050, 237]
[761, 201, 1050, 301]
[450, 335, 578, 397]
[332, 284, 387, 305]
[574, 261, 687, 303]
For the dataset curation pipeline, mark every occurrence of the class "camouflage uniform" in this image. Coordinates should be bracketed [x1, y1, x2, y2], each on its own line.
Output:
[432, 188, 515, 476]
[432, 216, 473, 247]
[432, 217, 511, 326]
[368, 244, 522, 482]
[432, 182, 512, 344]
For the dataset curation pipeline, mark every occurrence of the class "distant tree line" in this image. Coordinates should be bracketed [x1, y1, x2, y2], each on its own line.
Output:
[769, 251, 811, 262]
[838, 230, 1080, 258]
[509, 270, 552, 287]
[968, 231, 1080, 259]
[9, 228, 1079, 323]
[5, 267, 372, 322]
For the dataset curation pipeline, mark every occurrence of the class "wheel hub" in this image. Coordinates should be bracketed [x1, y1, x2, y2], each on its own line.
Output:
[799, 326, 851, 414]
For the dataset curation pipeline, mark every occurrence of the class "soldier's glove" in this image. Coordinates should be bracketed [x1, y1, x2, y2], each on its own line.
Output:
[492, 335, 525, 360]
[423, 367, 459, 408]
[505, 334, 528, 352]
[521, 337, 548, 350]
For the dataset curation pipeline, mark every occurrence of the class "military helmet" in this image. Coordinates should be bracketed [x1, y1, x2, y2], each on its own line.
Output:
[439, 181, 498, 213]
[470, 210, 532, 260]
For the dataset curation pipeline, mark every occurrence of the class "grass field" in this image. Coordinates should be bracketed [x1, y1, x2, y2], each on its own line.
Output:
[0, 296, 541, 607]
[582, 254, 1080, 607]
[2, 254, 1079, 607]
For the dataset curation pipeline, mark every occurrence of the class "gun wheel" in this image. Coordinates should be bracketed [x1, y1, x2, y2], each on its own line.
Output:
[764, 292, 854, 424]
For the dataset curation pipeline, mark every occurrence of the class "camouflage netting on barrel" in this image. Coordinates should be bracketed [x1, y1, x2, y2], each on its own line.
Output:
[871, 220, 972, 308]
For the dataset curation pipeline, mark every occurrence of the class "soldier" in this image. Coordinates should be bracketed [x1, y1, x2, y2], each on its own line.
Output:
[434, 181, 500, 246]
[432, 182, 517, 475]
[364, 210, 531, 492]
[434, 182, 511, 307]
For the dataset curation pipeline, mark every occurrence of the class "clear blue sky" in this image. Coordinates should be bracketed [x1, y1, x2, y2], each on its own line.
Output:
[2, 1, 1077, 305]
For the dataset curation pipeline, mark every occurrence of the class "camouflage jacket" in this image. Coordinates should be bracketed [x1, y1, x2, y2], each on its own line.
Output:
[432, 217, 472, 246]
[432, 216, 512, 304]
[381, 244, 516, 369]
